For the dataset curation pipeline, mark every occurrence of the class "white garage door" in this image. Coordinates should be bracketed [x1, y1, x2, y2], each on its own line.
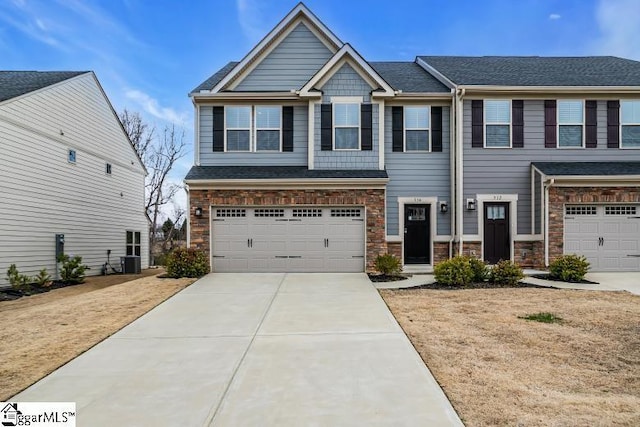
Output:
[564, 205, 640, 271]
[211, 207, 365, 272]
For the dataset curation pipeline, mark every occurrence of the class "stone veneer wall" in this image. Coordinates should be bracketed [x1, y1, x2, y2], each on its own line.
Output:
[189, 188, 386, 271]
[514, 241, 544, 268]
[548, 186, 640, 263]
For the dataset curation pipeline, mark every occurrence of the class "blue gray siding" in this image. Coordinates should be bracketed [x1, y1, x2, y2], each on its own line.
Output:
[199, 105, 308, 166]
[314, 63, 378, 169]
[234, 22, 333, 92]
[385, 106, 452, 236]
[463, 99, 628, 235]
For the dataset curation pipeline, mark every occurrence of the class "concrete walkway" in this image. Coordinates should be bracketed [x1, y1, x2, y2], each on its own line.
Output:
[14, 273, 463, 426]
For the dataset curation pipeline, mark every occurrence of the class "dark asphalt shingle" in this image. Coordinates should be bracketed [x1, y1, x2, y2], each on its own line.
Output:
[419, 56, 640, 86]
[0, 71, 88, 102]
[190, 62, 239, 94]
[533, 162, 640, 176]
[185, 165, 388, 180]
[370, 62, 450, 93]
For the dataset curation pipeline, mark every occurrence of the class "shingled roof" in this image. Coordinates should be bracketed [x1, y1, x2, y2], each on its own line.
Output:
[185, 165, 388, 180]
[419, 56, 640, 86]
[370, 62, 449, 93]
[0, 71, 88, 102]
[190, 62, 238, 94]
[532, 162, 640, 176]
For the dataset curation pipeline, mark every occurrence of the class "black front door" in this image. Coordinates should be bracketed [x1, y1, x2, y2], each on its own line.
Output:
[484, 202, 510, 264]
[404, 205, 430, 264]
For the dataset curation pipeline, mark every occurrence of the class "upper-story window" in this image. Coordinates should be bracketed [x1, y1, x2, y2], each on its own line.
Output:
[255, 106, 281, 151]
[484, 100, 511, 148]
[226, 106, 251, 151]
[404, 106, 430, 151]
[225, 106, 282, 152]
[333, 103, 360, 150]
[621, 100, 640, 148]
[557, 100, 584, 148]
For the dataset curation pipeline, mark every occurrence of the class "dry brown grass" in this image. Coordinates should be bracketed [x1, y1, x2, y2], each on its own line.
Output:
[380, 288, 640, 427]
[0, 271, 195, 400]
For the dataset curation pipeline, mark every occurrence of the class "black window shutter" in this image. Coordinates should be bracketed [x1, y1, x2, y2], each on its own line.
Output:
[471, 100, 483, 147]
[282, 106, 294, 152]
[544, 100, 557, 148]
[512, 100, 524, 148]
[431, 107, 443, 152]
[361, 104, 372, 150]
[585, 101, 598, 148]
[607, 100, 620, 148]
[392, 106, 403, 152]
[321, 104, 332, 151]
[212, 107, 224, 152]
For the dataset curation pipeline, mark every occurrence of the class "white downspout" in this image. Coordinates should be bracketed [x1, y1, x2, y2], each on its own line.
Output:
[456, 87, 465, 255]
[448, 89, 456, 259]
[544, 178, 554, 267]
[185, 184, 191, 248]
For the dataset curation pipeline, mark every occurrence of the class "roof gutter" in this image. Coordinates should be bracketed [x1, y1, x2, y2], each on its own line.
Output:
[458, 85, 640, 94]
[185, 177, 389, 189]
[191, 92, 302, 101]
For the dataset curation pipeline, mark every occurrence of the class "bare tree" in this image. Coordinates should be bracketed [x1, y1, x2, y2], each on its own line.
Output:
[120, 111, 187, 264]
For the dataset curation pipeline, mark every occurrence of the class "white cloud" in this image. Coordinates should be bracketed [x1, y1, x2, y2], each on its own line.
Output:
[592, 0, 640, 60]
[125, 89, 188, 125]
[236, 0, 268, 42]
[548, 13, 561, 20]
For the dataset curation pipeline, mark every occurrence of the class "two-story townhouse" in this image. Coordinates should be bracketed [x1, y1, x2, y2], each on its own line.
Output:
[186, 3, 640, 273]
[185, 3, 454, 272]
[418, 56, 640, 271]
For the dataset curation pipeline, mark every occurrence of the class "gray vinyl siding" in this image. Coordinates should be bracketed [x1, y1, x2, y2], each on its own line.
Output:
[463, 99, 631, 235]
[0, 74, 148, 285]
[198, 105, 308, 166]
[234, 22, 333, 92]
[314, 63, 378, 169]
[385, 106, 451, 236]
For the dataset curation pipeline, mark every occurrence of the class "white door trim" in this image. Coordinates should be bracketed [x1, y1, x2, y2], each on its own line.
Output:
[476, 194, 518, 262]
[398, 196, 438, 266]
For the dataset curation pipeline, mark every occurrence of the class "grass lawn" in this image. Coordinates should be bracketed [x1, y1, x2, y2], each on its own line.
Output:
[0, 270, 195, 400]
[380, 288, 640, 427]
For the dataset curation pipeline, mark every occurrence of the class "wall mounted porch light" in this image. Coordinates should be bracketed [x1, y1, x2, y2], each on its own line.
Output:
[439, 201, 448, 213]
[466, 199, 476, 211]
[194, 207, 203, 217]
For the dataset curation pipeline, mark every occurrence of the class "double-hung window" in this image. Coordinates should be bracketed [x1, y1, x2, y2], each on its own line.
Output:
[225, 106, 251, 151]
[404, 106, 430, 151]
[484, 100, 511, 148]
[334, 103, 360, 150]
[255, 106, 281, 151]
[126, 231, 141, 256]
[621, 100, 640, 148]
[557, 100, 584, 148]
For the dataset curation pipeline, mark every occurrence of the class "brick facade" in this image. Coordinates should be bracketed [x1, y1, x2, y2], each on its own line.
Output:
[189, 188, 387, 271]
[514, 240, 544, 268]
[548, 186, 640, 263]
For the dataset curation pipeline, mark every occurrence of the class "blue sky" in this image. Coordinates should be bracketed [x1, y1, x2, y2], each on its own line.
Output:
[1, 0, 639, 214]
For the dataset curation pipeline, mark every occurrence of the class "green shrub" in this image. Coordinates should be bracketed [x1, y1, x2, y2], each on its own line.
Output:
[154, 253, 168, 267]
[34, 268, 52, 287]
[166, 248, 209, 278]
[519, 312, 563, 324]
[490, 260, 524, 285]
[6, 264, 31, 290]
[58, 254, 88, 284]
[468, 257, 489, 282]
[549, 254, 590, 282]
[374, 253, 402, 275]
[434, 256, 474, 286]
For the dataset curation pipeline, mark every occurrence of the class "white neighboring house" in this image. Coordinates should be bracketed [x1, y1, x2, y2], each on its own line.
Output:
[0, 71, 149, 285]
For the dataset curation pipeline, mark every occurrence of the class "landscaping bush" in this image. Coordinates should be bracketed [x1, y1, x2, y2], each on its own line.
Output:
[434, 256, 474, 286]
[549, 254, 590, 282]
[166, 248, 209, 278]
[6, 264, 31, 290]
[490, 260, 524, 285]
[58, 255, 89, 284]
[468, 257, 489, 282]
[34, 268, 52, 287]
[374, 253, 402, 276]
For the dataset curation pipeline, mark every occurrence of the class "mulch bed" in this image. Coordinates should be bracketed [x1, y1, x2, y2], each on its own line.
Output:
[531, 274, 598, 284]
[1, 281, 85, 301]
[367, 274, 408, 282]
[405, 281, 557, 291]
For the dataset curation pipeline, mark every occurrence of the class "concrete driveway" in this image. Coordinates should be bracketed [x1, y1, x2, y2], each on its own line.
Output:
[14, 273, 463, 426]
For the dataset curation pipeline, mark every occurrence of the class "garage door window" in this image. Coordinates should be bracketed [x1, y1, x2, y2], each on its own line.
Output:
[292, 208, 322, 217]
[255, 208, 285, 217]
[565, 206, 597, 216]
[216, 208, 246, 217]
[605, 206, 637, 215]
[331, 208, 361, 217]
[621, 101, 640, 148]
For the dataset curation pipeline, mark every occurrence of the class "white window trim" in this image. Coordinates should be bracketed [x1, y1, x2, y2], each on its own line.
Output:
[557, 99, 585, 149]
[404, 105, 431, 152]
[126, 230, 141, 256]
[484, 99, 512, 149]
[333, 101, 361, 151]
[224, 105, 252, 152]
[620, 100, 640, 150]
[254, 105, 282, 152]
